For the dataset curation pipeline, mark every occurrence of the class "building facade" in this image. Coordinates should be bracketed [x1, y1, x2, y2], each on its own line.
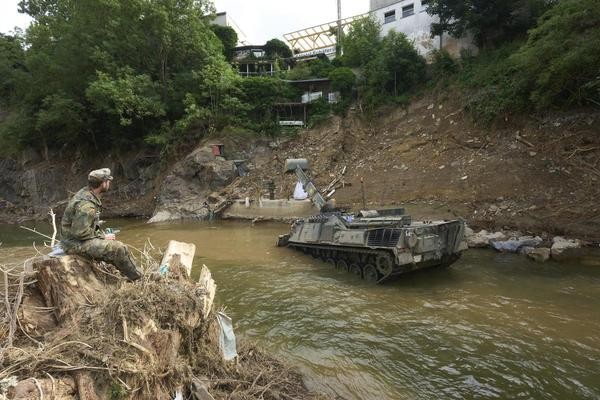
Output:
[369, 0, 476, 57]
[284, 1, 476, 59]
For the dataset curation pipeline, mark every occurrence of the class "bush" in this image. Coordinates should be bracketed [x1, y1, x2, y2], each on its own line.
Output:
[328, 67, 356, 98]
[511, 0, 600, 109]
[429, 49, 457, 81]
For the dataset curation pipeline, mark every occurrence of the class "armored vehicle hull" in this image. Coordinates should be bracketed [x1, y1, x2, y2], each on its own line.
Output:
[277, 208, 467, 283]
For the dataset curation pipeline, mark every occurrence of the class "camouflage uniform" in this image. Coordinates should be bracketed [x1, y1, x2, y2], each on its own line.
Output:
[61, 186, 141, 280]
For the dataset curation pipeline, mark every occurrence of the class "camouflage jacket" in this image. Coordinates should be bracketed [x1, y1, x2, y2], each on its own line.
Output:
[61, 187, 104, 247]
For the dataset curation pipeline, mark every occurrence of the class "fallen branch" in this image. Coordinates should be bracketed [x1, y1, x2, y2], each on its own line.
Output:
[515, 133, 535, 148]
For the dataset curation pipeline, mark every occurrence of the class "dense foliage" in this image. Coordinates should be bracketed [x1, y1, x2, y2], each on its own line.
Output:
[341, 17, 426, 111]
[1, 0, 597, 153]
[264, 38, 292, 59]
[426, 0, 557, 47]
[0, 0, 296, 156]
[455, 0, 600, 122]
[210, 24, 238, 61]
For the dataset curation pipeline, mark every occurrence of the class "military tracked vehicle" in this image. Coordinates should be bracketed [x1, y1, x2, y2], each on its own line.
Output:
[276, 159, 467, 283]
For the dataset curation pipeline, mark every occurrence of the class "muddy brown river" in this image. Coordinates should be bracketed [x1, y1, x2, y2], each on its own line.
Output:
[1, 219, 599, 399]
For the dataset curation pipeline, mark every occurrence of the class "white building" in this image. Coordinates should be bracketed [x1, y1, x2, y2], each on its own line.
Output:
[284, 0, 476, 59]
[369, 0, 476, 57]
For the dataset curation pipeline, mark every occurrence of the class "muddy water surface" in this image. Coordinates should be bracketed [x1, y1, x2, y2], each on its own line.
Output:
[1, 219, 599, 399]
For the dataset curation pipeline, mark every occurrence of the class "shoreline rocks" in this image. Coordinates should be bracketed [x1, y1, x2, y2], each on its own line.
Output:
[465, 226, 585, 263]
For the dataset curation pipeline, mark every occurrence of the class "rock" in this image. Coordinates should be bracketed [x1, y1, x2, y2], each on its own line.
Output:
[464, 225, 474, 238]
[551, 236, 581, 259]
[519, 246, 535, 255]
[490, 236, 542, 253]
[528, 248, 551, 262]
[149, 146, 235, 222]
[467, 230, 507, 248]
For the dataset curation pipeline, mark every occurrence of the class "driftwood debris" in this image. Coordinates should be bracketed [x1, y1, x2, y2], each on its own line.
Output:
[0, 241, 323, 400]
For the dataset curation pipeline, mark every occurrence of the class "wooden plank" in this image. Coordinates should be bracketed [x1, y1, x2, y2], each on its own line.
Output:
[160, 240, 196, 277]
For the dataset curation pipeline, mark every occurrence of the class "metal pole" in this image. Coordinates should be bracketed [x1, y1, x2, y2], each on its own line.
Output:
[337, 0, 342, 56]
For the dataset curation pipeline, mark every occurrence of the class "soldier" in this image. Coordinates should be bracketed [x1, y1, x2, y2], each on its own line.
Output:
[61, 168, 142, 281]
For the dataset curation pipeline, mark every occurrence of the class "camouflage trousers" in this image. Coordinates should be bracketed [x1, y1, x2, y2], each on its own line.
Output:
[67, 238, 142, 281]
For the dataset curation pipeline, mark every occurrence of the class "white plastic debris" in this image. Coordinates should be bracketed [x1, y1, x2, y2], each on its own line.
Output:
[216, 312, 238, 361]
[293, 181, 308, 200]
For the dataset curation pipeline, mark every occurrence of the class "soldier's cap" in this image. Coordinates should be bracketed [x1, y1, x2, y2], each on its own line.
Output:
[88, 168, 113, 182]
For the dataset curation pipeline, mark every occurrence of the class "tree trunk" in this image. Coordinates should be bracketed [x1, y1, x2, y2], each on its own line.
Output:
[34, 256, 114, 323]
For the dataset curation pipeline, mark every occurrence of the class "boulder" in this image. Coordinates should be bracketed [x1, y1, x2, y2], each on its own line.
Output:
[467, 230, 507, 248]
[149, 146, 235, 223]
[527, 248, 551, 263]
[551, 236, 581, 259]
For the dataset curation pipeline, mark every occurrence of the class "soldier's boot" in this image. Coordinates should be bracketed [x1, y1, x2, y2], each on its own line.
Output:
[118, 254, 142, 281]
[111, 242, 142, 281]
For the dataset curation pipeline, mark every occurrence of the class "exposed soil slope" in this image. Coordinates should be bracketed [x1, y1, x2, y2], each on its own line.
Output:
[231, 94, 600, 241]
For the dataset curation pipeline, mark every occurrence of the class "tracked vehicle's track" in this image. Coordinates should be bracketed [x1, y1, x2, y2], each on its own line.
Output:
[288, 243, 400, 284]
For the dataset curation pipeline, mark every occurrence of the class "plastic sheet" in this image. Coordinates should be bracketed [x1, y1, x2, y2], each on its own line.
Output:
[293, 181, 308, 200]
[216, 312, 237, 361]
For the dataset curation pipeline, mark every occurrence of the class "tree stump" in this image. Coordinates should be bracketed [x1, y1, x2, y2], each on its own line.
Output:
[33, 256, 114, 323]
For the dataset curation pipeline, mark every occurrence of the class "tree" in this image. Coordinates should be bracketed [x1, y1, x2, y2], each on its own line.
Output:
[0, 33, 26, 106]
[426, 0, 557, 47]
[328, 67, 355, 98]
[340, 17, 381, 67]
[264, 38, 292, 59]
[366, 31, 426, 97]
[211, 24, 238, 61]
[5, 0, 234, 151]
[511, 0, 600, 108]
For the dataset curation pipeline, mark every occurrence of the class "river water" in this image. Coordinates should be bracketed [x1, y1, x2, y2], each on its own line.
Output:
[1, 219, 599, 399]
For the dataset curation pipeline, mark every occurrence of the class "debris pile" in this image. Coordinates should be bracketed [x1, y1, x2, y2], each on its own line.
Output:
[0, 245, 326, 400]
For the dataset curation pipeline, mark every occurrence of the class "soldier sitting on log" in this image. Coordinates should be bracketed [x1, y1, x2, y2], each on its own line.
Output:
[60, 168, 142, 281]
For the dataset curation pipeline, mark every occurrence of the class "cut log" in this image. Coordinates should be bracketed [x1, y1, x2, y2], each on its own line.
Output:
[160, 241, 196, 277]
[197, 265, 216, 317]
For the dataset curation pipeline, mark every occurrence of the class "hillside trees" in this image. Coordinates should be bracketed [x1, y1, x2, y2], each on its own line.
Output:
[511, 0, 600, 108]
[341, 17, 426, 110]
[0, 0, 243, 154]
[211, 24, 238, 61]
[426, 0, 557, 47]
[458, 0, 600, 122]
[264, 38, 292, 59]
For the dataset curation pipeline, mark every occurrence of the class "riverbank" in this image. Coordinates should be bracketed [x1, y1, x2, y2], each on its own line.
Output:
[1, 92, 598, 244]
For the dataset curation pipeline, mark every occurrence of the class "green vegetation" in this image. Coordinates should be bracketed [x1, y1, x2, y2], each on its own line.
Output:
[0, 0, 297, 157]
[340, 17, 426, 112]
[264, 38, 292, 59]
[210, 25, 238, 61]
[427, 0, 557, 47]
[449, 0, 600, 123]
[0, 0, 597, 155]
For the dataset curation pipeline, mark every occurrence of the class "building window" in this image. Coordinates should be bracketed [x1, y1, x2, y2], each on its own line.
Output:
[384, 10, 396, 24]
[402, 4, 414, 18]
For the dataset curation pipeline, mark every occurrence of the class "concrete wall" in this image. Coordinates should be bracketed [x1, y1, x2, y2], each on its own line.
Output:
[222, 199, 316, 220]
[370, 0, 401, 10]
[369, 0, 476, 58]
